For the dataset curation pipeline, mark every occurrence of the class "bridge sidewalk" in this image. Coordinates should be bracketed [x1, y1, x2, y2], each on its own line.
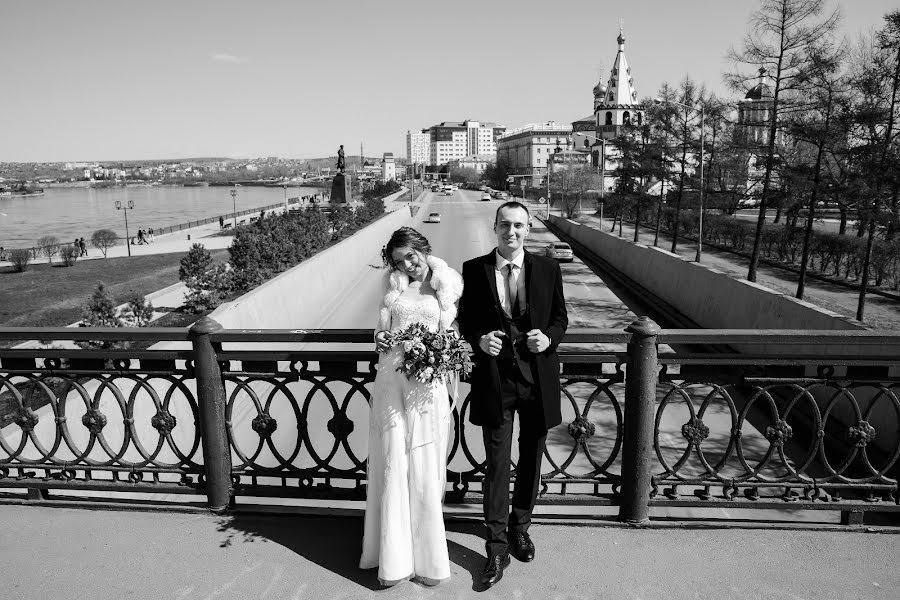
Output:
[1, 503, 897, 600]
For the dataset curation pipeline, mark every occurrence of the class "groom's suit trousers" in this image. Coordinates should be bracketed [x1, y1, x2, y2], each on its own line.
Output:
[481, 372, 546, 557]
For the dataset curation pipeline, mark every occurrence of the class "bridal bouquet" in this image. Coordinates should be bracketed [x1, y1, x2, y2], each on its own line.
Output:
[378, 322, 473, 383]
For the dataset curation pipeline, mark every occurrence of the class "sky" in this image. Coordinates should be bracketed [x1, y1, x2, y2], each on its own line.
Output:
[0, 0, 895, 163]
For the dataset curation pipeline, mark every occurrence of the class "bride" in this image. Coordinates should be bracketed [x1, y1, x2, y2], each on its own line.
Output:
[360, 226, 463, 586]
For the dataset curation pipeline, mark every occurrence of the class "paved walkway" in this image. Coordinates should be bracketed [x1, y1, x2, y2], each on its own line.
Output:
[1, 503, 896, 600]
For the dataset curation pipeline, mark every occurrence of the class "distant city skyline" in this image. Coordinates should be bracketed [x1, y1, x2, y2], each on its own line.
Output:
[0, 0, 895, 163]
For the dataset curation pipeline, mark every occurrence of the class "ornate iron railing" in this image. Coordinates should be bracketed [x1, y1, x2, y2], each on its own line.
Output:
[1, 320, 898, 525]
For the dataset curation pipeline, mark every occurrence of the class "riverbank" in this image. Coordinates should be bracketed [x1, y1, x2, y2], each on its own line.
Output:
[0, 183, 321, 248]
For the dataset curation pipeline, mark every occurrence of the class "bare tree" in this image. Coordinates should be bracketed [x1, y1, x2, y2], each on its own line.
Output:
[667, 76, 706, 254]
[727, 0, 841, 282]
[91, 229, 118, 258]
[782, 38, 847, 299]
[855, 10, 900, 320]
[37, 235, 60, 264]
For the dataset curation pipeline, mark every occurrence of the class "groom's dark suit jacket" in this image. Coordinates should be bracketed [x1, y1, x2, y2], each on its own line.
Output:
[458, 249, 568, 430]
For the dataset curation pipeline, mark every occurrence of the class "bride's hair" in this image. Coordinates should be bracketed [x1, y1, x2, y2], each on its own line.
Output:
[382, 227, 432, 269]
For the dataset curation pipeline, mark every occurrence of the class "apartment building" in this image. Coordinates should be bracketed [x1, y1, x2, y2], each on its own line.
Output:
[417, 120, 505, 167]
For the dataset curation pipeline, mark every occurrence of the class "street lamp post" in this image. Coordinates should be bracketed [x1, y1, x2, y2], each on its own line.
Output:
[115, 199, 135, 257]
[654, 98, 705, 262]
[230, 188, 237, 228]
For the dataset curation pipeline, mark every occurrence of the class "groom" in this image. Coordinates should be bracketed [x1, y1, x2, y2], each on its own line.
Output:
[458, 201, 568, 588]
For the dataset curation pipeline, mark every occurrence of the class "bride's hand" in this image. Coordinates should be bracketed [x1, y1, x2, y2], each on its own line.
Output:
[375, 331, 391, 352]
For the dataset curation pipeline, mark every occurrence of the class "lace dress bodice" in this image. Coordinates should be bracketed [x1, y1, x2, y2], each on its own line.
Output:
[389, 288, 441, 332]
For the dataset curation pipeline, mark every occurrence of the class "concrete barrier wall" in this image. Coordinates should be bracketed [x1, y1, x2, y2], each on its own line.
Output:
[208, 206, 410, 329]
[547, 216, 881, 356]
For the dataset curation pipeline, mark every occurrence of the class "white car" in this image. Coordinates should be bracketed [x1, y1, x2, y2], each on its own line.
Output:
[481, 193, 491, 201]
[544, 242, 574, 262]
[426, 212, 442, 223]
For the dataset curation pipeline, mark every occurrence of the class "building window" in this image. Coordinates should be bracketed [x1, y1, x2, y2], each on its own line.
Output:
[637, 113, 642, 125]
[605, 112, 613, 125]
[623, 111, 631, 125]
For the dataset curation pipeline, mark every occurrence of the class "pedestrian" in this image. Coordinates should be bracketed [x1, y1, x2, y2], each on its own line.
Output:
[79, 238, 87, 256]
[457, 201, 568, 589]
[148, 227, 154, 242]
[219, 215, 224, 229]
[137, 229, 145, 244]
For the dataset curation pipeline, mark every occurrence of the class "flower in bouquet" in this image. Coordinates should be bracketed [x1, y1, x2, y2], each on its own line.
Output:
[378, 323, 473, 383]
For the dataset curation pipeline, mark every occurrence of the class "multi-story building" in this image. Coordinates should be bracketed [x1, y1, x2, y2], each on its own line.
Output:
[495, 122, 574, 187]
[406, 131, 429, 164]
[381, 153, 396, 182]
[419, 120, 505, 166]
[447, 154, 493, 174]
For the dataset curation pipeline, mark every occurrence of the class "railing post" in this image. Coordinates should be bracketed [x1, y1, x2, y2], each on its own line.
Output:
[189, 316, 232, 513]
[619, 316, 661, 524]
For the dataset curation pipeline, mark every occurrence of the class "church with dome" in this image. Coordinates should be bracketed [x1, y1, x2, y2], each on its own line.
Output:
[567, 28, 647, 195]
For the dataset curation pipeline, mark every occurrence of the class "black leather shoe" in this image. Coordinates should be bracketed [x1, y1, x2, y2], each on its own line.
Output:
[509, 531, 535, 562]
[480, 552, 511, 588]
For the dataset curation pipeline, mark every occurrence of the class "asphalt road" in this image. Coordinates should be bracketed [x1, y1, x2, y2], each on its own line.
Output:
[312, 188, 634, 332]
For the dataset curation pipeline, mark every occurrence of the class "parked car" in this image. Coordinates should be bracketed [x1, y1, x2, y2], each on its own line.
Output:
[544, 242, 573, 262]
[426, 212, 442, 223]
[481, 192, 491, 201]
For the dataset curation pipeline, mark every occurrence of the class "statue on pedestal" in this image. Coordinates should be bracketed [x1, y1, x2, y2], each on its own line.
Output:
[336, 145, 345, 173]
[332, 144, 351, 203]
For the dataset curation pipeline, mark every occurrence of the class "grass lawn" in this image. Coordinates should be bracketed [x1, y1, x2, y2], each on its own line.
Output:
[0, 249, 230, 328]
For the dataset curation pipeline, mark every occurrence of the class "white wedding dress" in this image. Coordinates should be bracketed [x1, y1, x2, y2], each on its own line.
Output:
[360, 282, 453, 586]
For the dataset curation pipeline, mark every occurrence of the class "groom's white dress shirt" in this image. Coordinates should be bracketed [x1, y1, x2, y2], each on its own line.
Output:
[494, 249, 526, 317]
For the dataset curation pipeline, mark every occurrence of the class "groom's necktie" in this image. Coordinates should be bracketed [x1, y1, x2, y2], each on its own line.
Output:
[505, 263, 520, 317]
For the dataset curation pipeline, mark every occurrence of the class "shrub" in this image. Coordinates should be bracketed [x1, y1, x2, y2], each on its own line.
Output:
[37, 235, 60, 264]
[180, 244, 231, 313]
[60, 244, 79, 266]
[77, 282, 122, 349]
[77, 283, 154, 348]
[8, 248, 31, 272]
[121, 290, 155, 327]
[91, 229, 118, 258]
[179, 243, 213, 283]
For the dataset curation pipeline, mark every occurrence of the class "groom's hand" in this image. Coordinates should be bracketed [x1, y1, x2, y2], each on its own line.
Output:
[526, 329, 550, 353]
[479, 330, 506, 356]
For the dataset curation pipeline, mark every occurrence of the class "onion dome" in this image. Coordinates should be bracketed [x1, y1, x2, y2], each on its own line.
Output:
[745, 67, 774, 100]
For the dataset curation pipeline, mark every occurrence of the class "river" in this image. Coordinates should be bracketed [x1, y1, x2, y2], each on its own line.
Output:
[0, 184, 322, 248]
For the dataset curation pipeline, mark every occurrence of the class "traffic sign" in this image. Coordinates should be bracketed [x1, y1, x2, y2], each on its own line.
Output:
[538, 196, 546, 204]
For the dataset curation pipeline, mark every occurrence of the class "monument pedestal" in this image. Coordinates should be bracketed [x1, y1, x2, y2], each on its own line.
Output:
[331, 172, 352, 203]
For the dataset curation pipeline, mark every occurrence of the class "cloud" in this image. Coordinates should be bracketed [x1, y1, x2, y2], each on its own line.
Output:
[211, 53, 249, 64]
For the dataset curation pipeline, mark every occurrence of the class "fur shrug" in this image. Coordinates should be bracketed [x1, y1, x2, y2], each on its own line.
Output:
[377, 255, 463, 332]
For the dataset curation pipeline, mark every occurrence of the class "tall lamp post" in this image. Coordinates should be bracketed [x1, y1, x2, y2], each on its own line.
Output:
[115, 199, 135, 257]
[230, 188, 238, 228]
[655, 98, 705, 262]
[575, 132, 606, 223]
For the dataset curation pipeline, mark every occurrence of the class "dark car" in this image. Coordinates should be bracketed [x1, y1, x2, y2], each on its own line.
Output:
[544, 242, 574, 262]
